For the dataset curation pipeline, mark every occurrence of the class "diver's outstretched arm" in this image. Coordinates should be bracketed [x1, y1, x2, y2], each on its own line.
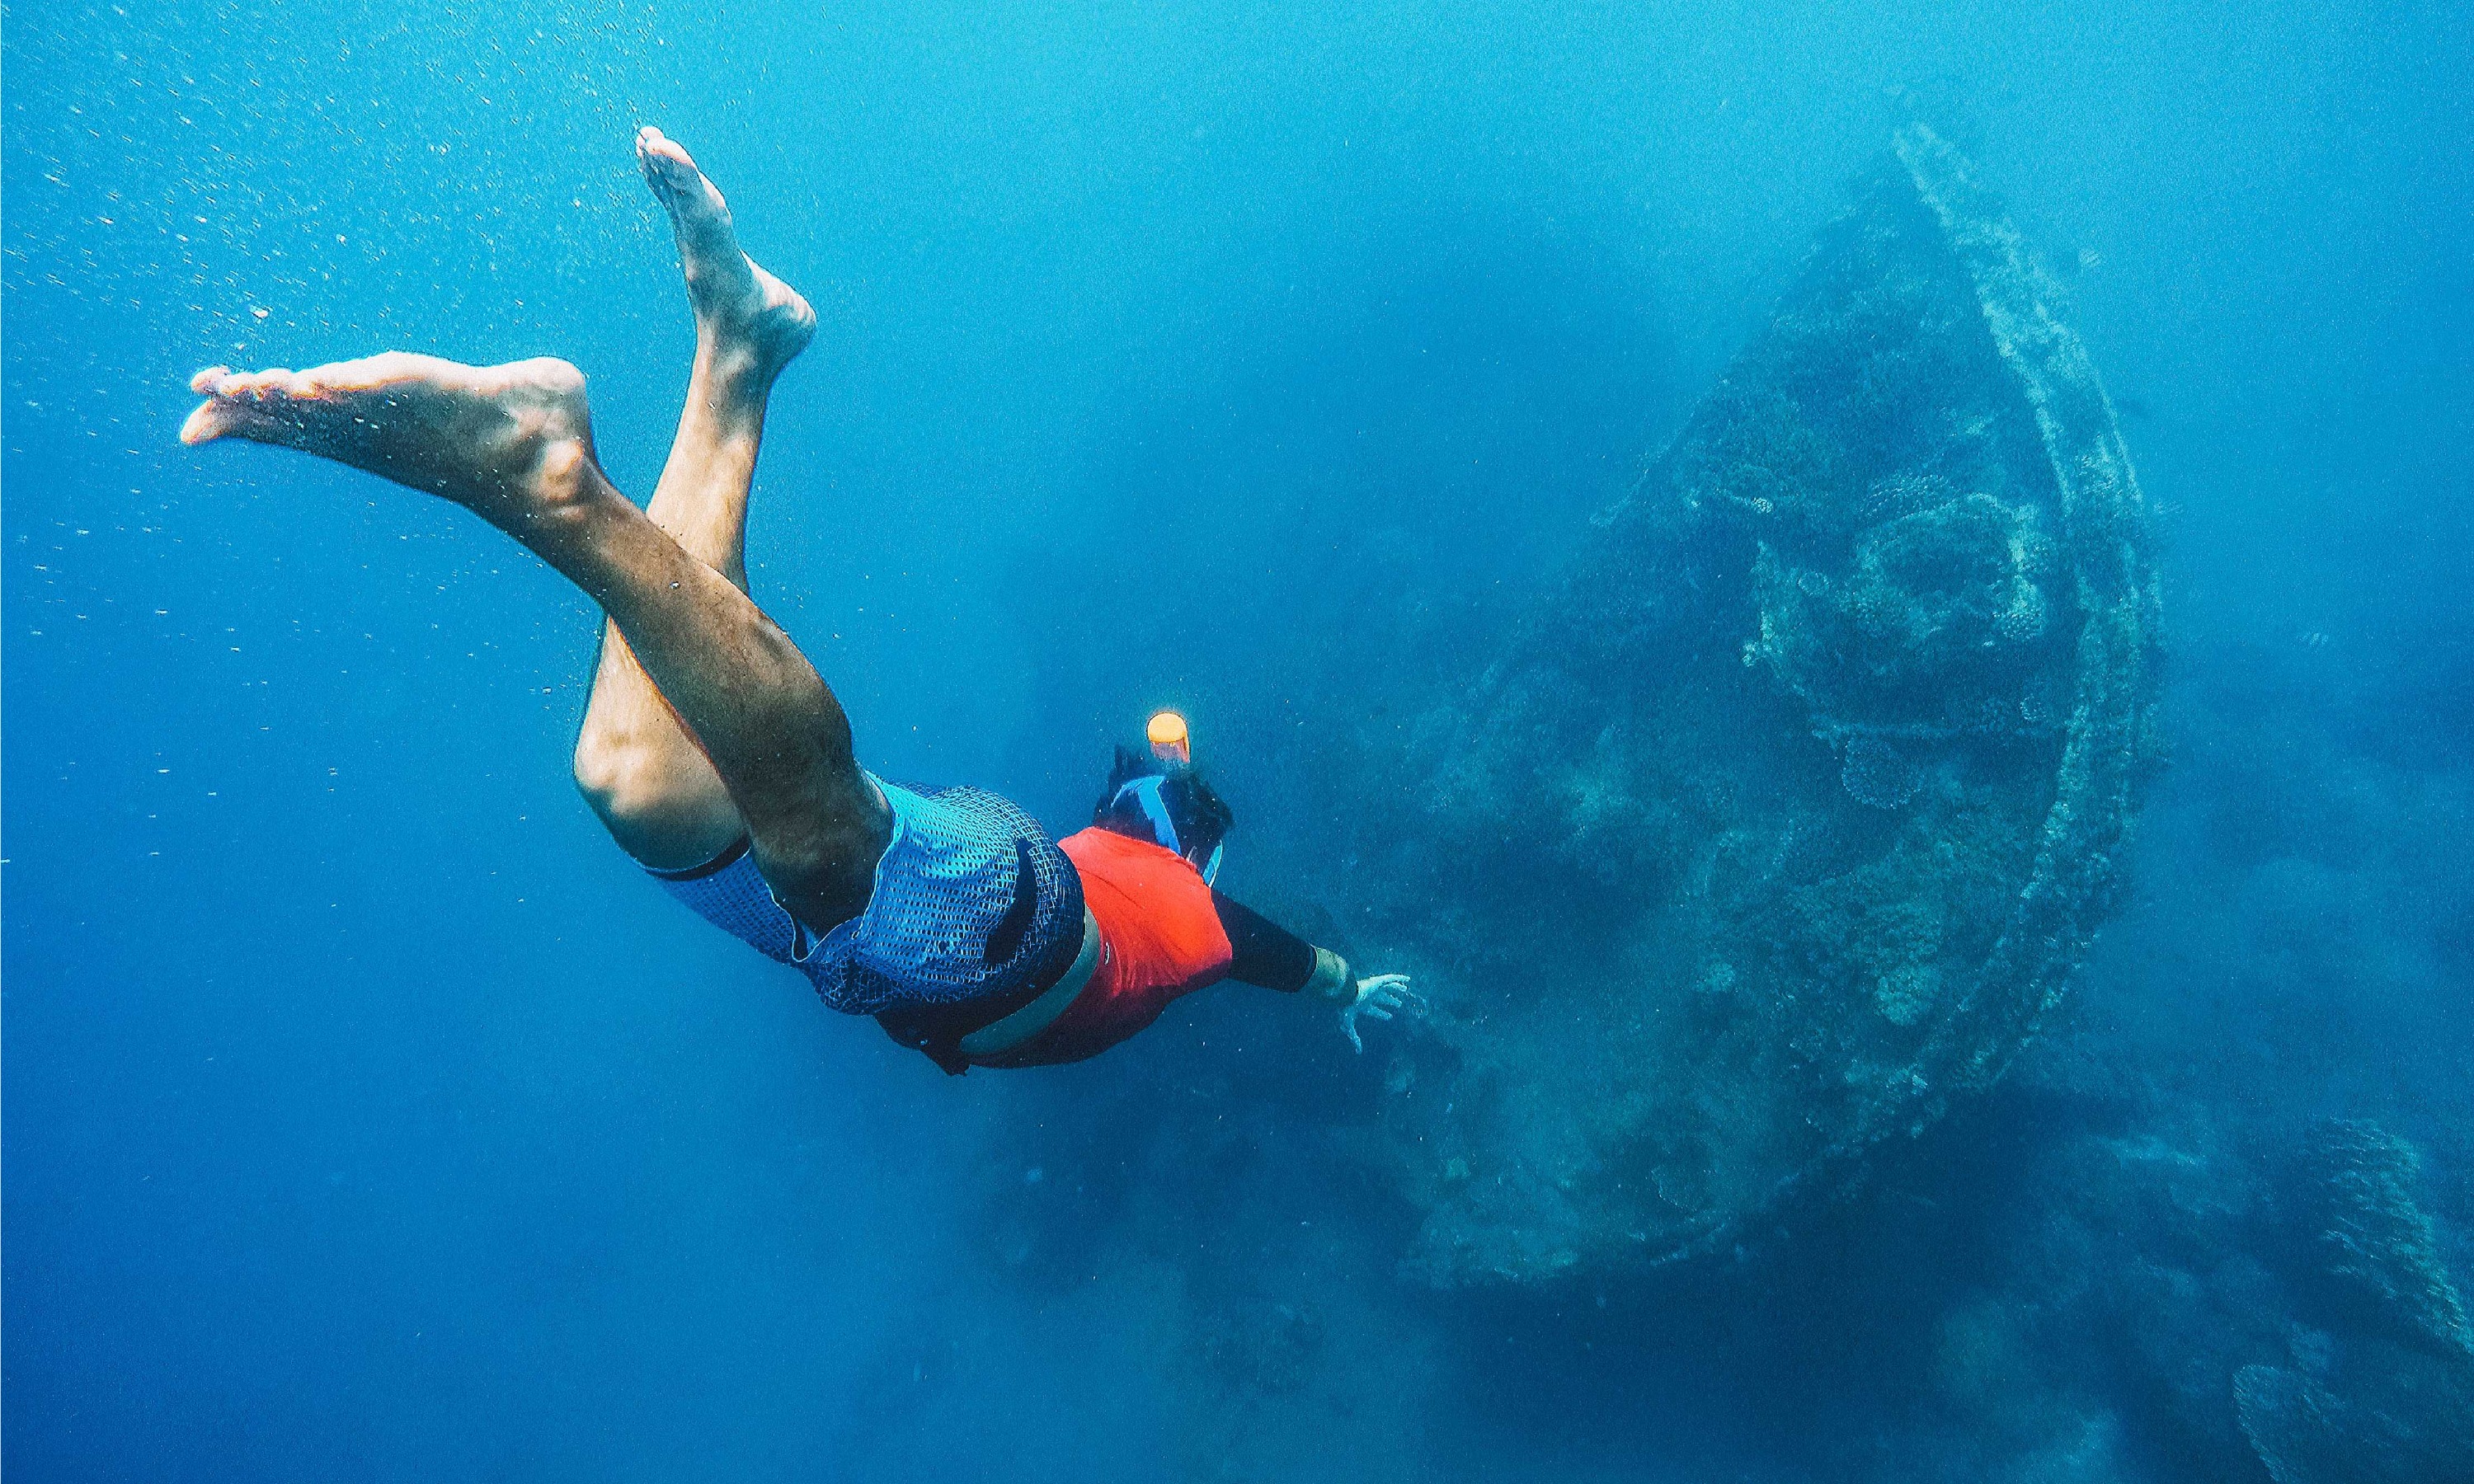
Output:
[181, 351, 890, 931]
[571, 126, 821, 871]
[1215, 889, 1424, 1051]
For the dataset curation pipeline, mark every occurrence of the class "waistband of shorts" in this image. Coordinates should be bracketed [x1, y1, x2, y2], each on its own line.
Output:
[870, 896, 1094, 1073]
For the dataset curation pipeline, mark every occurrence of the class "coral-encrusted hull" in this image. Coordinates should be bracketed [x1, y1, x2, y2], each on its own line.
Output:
[1365, 124, 2161, 1285]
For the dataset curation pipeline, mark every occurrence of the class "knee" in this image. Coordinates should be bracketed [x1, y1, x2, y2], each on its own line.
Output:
[571, 731, 738, 869]
[571, 728, 690, 827]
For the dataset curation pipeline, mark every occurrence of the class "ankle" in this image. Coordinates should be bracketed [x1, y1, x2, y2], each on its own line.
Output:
[698, 338, 782, 393]
[529, 436, 607, 510]
[485, 437, 625, 551]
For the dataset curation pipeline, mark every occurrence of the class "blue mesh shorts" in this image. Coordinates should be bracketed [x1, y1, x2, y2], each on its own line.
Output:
[650, 774, 1084, 1016]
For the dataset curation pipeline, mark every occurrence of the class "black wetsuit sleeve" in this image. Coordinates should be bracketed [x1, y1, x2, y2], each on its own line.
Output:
[1211, 890, 1319, 993]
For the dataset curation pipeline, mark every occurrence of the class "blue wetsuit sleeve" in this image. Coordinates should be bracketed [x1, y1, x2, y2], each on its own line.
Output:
[1211, 890, 1319, 993]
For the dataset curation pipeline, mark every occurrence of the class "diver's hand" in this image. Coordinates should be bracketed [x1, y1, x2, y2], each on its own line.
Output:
[1341, 973, 1424, 1054]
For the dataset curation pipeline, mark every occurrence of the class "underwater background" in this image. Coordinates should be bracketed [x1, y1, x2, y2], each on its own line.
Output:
[5, 0, 2468, 1479]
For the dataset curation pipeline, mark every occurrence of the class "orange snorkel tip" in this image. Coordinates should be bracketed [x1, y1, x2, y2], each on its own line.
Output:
[1147, 710, 1192, 767]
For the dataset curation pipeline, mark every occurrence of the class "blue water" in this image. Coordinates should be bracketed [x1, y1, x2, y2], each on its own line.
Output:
[7, 2, 2468, 1480]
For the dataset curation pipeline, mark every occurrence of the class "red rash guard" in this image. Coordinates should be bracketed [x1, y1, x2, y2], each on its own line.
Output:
[969, 827, 1235, 1068]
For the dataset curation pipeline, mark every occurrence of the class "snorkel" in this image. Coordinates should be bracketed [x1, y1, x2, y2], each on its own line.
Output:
[1147, 709, 1191, 766]
[1102, 710, 1226, 884]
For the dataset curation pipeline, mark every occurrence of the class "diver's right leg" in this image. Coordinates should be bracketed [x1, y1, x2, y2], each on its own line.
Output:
[571, 127, 818, 870]
[181, 354, 891, 930]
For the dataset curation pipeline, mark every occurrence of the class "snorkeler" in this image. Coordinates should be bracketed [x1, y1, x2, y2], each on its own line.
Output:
[179, 128, 1421, 1073]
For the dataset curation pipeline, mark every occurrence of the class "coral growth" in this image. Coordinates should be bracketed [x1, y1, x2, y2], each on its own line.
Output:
[2221, 1120, 2474, 1484]
[2306, 1118, 2473, 1357]
[1840, 735, 1924, 810]
[1751, 491, 2063, 744]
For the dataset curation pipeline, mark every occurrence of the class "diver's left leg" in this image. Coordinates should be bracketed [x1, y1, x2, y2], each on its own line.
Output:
[571, 127, 817, 871]
[181, 353, 891, 931]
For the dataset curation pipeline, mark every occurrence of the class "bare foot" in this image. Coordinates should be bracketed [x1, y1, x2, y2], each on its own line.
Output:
[180, 352, 607, 532]
[636, 126, 815, 376]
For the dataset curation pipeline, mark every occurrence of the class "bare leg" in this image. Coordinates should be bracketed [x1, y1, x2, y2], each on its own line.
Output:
[180, 354, 890, 930]
[571, 127, 818, 870]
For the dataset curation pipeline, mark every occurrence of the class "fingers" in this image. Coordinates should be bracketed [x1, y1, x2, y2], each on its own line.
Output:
[1340, 971, 1428, 1054]
[1357, 974, 1427, 1017]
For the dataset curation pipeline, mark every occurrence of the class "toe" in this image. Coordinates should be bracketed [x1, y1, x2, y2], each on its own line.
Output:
[180, 395, 272, 446]
[223, 368, 297, 402]
[636, 126, 699, 189]
[178, 399, 229, 444]
[190, 365, 231, 394]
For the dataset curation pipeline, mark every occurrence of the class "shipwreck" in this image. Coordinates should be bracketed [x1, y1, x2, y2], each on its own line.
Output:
[1345, 123, 2164, 1285]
